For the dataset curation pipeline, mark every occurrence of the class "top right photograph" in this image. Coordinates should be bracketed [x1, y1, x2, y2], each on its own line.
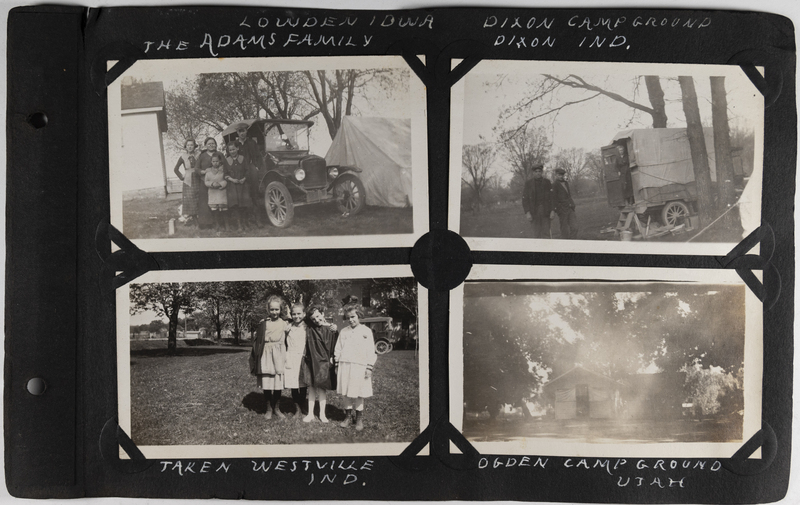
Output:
[449, 60, 764, 255]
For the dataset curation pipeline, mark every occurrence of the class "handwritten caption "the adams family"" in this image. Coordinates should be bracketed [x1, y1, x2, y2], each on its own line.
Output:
[160, 459, 374, 486]
[479, 457, 723, 489]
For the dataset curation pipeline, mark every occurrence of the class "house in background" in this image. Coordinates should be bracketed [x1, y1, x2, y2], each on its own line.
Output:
[541, 365, 626, 420]
[120, 78, 172, 196]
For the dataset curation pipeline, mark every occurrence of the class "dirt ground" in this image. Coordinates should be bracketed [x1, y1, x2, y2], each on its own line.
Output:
[122, 193, 414, 240]
[459, 196, 743, 243]
[463, 415, 743, 444]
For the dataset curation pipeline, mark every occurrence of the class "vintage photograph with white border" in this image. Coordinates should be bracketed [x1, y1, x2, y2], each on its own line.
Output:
[450, 264, 762, 458]
[109, 55, 428, 252]
[117, 265, 428, 458]
[449, 60, 764, 255]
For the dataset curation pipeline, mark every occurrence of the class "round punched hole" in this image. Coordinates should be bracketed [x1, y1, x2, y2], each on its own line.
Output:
[26, 377, 47, 395]
[27, 112, 48, 129]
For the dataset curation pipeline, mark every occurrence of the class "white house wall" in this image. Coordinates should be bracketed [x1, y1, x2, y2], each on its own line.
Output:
[121, 112, 166, 192]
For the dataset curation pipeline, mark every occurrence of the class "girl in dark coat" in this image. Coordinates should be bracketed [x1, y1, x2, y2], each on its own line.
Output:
[300, 306, 338, 423]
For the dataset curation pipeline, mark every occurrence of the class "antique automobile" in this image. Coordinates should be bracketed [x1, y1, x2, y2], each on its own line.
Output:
[360, 316, 402, 355]
[221, 118, 367, 228]
[601, 127, 745, 228]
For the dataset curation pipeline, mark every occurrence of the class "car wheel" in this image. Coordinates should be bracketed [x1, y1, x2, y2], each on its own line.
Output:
[375, 339, 391, 355]
[661, 201, 690, 227]
[334, 175, 366, 216]
[264, 181, 294, 228]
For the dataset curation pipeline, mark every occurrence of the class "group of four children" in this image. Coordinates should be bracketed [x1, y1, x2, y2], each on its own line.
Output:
[249, 296, 377, 431]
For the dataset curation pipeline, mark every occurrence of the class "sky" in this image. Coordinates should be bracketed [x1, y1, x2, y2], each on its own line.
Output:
[462, 69, 762, 152]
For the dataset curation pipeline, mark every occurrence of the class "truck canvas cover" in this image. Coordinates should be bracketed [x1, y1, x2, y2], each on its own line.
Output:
[325, 116, 413, 208]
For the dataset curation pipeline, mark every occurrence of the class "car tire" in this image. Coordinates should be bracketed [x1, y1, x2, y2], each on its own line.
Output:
[661, 201, 690, 227]
[264, 181, 294, 228]
[375, 339, 391, 355]
[334, 175, 366, 216]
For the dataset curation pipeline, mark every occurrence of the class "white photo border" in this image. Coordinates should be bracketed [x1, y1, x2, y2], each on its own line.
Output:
[108, 55, 429, 252]
[449, 264, 763, 458]
[117, 264, 429, 458]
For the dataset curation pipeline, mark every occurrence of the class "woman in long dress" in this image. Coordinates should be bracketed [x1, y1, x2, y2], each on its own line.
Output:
[173, 139, 200, 225]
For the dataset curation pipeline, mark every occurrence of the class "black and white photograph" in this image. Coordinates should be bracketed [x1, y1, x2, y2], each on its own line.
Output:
[450, 265, 762, 458]
[449, 60, 764, 255]
[108, 56, 428, 252]
[116, 265, 427, 458]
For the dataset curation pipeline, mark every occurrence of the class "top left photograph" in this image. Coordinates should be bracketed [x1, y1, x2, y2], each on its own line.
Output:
[108, 55, 428, 252]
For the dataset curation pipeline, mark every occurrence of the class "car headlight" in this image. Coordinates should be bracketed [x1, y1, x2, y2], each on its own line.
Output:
[294, 168, 306, 181]
[328, 167, 339, 178]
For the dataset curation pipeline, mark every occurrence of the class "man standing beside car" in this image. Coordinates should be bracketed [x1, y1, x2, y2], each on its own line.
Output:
[522, 164, 555, 239]
[553, 168, 578, 239]
[235, 122, 265, 226]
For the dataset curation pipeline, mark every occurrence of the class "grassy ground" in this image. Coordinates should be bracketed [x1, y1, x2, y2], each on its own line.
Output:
[463, 415, 742, 444]
[122, 193, 413, 239]
[460, 196, 741, 242]
[129, 342, 420, 446]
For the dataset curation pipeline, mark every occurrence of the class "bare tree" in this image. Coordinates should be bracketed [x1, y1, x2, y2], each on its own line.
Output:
[552, 147, 589, 181]
[584, 149, 607, 197]
[710, 76, 742, 233]
[679, 76, 716, 227]
[462, 143, 497, 210]
[498, 125, 552, 182]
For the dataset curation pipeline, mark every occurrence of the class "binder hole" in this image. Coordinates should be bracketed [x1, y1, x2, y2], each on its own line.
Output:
[27, 112, 48, 129]
[26, 377, 46, 395]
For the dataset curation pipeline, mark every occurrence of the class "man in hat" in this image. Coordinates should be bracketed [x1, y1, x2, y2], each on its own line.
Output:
[552, 167, 578, 239]
[234, 122, 266, 226]
[521, 164, 555, 239]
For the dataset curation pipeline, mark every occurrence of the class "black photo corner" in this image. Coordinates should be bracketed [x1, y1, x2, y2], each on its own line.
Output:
[3, 0, 798, 502]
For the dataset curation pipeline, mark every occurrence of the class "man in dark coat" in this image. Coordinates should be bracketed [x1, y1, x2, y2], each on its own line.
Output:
[299, 306, 338, 423]
[234, 122, 265, 225]
[553, 168, 578, 239]
[521, 164, 555, 238]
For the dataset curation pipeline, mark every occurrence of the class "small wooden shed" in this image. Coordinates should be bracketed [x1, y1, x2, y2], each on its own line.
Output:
[120, 79, 169, 194]
[542, 365, 625, 420]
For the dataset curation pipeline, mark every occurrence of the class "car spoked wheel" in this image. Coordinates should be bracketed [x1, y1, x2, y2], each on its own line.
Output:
[661, 201, 690, 227]
[375, 339, 392, 355]
[265, 181, 294, 228]
[334, 175, 366, 216]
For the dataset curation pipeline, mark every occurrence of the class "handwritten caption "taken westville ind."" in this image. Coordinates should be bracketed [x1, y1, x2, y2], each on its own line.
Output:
[479, 457, 722, 489]
[159, 459, 375, 486]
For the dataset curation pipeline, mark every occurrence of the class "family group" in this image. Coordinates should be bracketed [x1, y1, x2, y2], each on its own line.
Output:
[173, 123, 263, 232]
[249, 297, 377, 431]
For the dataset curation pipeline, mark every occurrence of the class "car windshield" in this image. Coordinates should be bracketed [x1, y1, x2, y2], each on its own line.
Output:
[263, 122, 309, 152]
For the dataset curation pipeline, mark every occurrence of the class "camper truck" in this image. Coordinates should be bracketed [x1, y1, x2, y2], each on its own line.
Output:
[601, 128, 744, 227]
[222, 119, 366, 228]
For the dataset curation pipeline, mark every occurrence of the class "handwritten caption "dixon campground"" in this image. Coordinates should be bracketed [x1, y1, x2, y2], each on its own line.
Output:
[479, 457, 722, 488]
[160, 459, 374, 486]
[484, 14, 711, 50]
[143, 14, 433, 57]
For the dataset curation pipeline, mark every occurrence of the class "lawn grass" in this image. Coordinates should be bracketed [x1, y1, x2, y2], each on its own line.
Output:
[129, 345, 421, 446]
[122, 192, 413, 239]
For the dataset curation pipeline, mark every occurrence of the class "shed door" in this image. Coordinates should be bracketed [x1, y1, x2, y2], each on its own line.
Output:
[576, 383, 590, 418]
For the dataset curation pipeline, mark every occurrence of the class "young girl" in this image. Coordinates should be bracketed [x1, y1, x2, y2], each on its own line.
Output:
[173, 139, 199, 225]
[284, 302, 308, 417]
[249, 296, 288, 420]
[224, 141, 253, 231]
[204, 152, 229, 231]
[300, 306, 338, 423]
[335, 307, 377, 431]
[196, 137, 224, 229]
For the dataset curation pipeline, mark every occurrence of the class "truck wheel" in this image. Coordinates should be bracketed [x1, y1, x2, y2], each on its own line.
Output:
[334, 175, 366, 216]
[375, 339, 391, 355]
[265, 181, 294, 228]
[661, 201, 690, 227]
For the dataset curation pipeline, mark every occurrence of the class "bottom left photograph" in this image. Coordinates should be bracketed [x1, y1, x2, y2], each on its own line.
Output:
[116, 265, 427, 459]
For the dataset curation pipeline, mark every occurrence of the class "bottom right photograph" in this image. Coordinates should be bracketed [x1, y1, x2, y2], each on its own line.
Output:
[450, 265, 762, 459]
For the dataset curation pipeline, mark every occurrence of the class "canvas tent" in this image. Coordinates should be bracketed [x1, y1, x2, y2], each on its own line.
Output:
[325, 116, 412, 208]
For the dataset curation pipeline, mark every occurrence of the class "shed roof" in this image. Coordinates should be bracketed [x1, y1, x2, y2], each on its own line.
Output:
[121, 81, 166, 110]
[542, 365, 626, 393]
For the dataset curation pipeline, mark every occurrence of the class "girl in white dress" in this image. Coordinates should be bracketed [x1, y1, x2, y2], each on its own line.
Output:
[335, 307, 377, 431]
[284, 303, 308, 417]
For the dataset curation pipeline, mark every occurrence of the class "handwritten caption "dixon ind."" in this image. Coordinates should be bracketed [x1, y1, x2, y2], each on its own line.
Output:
[143, 14, 433, 57]
[479, 457, 722, 489]
[483, 14, 711, 50]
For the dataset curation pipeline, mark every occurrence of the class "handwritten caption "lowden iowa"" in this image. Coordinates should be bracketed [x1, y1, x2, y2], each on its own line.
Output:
[143, 14, 433, 57]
